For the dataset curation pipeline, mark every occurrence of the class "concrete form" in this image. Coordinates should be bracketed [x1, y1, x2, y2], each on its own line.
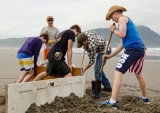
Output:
[7, 76, 85, 113]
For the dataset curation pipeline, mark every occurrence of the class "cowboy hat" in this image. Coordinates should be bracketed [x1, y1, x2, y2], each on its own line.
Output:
[106, 5, 127, 20]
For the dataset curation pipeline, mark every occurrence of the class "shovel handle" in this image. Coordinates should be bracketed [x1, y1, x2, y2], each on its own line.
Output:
[98, 23, 115, 80]
[81, 48, 86, 68]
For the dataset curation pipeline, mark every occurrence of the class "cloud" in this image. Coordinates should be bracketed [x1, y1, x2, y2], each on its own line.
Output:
[0, 0, 160, 39]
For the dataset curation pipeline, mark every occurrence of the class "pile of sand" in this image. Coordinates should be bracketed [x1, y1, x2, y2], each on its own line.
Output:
[25, 89, 160, 113]
[1, 85, 160, 113]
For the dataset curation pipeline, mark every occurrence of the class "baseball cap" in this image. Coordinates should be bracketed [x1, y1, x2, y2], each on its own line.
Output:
[77, 33, 88, 48]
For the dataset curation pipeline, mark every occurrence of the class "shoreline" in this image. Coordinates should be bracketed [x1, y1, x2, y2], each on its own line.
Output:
[0, 47, 160, 60]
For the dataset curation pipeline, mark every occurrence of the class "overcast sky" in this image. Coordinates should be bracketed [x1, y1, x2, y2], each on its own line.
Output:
[0, 0, 159, 39]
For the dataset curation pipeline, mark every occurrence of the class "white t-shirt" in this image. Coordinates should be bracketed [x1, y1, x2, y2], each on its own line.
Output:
[40, 26, 59, 49]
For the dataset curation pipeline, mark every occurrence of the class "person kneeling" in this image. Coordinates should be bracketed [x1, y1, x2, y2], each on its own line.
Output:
[33, 24, 81, 80]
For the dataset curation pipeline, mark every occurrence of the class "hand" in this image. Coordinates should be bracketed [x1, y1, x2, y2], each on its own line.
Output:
[83, 46, 86, 50]
[68, 64, 73, 72]
[109, 24, 116, 32]
[103, 54, 111, 60]
[102, 55, 106, 61]
[38, 63, 43, 67]
[48, 40, 53, 44]
[52, 39, 57, 44]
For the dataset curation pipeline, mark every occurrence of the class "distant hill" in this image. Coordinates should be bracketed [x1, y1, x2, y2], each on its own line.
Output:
[0, 37, 28, 48]
[0, 26, 160, 48]
[90, 25, 160, 48]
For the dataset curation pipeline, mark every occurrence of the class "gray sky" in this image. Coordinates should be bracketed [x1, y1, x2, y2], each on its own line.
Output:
[0, 0, 159, 39]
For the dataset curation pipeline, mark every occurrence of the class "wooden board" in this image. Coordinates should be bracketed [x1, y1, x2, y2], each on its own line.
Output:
[5, 85, 8, 113]
[29, 66, 82, 81]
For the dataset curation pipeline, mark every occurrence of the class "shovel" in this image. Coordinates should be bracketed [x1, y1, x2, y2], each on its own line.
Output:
[91, 23, 115, 98]
[81, 48, 86, 75]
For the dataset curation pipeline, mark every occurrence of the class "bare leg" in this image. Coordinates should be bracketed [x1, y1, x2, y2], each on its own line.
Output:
[111, 70, 123, 101]
[33, 71, 48, 81]
[21, 69, 34, 82]
[16, 72, 29, 83]
[64, 72, 73, 77]
[135, 73, 147, 97]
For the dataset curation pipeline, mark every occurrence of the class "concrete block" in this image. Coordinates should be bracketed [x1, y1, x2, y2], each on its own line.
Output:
[7, 76, 85, 113]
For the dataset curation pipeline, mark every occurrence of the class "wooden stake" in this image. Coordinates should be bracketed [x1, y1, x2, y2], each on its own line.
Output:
[5, 85, 8, 113]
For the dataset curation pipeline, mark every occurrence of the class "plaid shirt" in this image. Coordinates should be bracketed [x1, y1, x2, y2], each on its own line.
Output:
[85, 31, 110, 65]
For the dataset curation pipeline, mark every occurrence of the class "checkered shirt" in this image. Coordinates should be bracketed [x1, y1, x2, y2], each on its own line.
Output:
[85, 31, 107, 65]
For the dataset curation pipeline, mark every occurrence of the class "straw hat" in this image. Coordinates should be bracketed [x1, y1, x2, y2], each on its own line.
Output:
[106, 5, 127, 20]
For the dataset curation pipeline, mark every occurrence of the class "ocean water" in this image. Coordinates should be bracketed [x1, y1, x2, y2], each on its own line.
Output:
[0, 47, 160, 60]
[72, 48, 160, 60]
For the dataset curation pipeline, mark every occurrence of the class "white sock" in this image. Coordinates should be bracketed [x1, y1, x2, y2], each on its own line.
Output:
[109, 99, 116, 103]
[142, 96, 148, 99]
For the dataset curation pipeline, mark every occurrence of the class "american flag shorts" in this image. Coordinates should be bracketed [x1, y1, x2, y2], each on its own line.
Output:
[129, 51, 146, 74]
[116, 49, 145, 74]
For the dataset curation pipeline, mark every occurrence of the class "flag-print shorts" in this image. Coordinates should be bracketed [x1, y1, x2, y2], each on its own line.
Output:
[116, 49, 145, 74]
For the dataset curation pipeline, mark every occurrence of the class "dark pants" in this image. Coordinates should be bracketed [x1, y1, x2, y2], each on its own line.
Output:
[46, 53, 70, 77]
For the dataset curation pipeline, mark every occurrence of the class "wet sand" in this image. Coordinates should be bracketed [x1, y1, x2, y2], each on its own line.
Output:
[25, 87, 160, 113]
[0, 48, 160, 113]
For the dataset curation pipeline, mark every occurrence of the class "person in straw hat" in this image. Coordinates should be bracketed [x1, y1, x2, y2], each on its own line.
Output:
[99, 5, 149, 109]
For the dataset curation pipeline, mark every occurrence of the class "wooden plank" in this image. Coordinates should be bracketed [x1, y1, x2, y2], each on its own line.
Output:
[5, 85, 8, 113]
[29, 66, 82, 81]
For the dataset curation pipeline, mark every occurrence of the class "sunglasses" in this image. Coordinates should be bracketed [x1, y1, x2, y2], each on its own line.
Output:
[47, 19, 53, 22]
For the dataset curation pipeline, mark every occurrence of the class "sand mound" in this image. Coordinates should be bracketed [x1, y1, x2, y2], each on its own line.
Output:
[25, 89, 160, 113]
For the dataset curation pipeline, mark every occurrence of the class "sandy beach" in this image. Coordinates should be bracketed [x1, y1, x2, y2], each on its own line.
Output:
[0, 48, 160, 112]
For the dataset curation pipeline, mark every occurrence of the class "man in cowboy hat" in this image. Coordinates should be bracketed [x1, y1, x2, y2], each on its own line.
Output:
[99, 5, 149, 109]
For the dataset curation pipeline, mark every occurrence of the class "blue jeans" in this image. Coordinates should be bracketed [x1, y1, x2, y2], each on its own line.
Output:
[94, 51, 111, 89]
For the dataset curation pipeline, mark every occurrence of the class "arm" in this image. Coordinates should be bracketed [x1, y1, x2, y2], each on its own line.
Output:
[67, 39, 73, 72]
[83, 64, 91, 73]
[83, 46, 96, 73]
[34, 42, 42, 67]
[110, 16, 128, 38]
[39, 59, 49, 66]
[103, 40, 123, 59]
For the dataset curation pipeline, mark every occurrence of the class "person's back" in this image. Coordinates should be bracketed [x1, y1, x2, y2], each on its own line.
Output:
[48, 29, 75, 59]
[18, 37, 42, 58]
[85, 31, 109, 55]
[16, 34, 48, 83]
[122, 17, 145, 49]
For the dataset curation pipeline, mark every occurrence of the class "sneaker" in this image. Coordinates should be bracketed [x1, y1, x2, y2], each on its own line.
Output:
[98, 100, 117, 109]
[139, 96, 150, 104]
